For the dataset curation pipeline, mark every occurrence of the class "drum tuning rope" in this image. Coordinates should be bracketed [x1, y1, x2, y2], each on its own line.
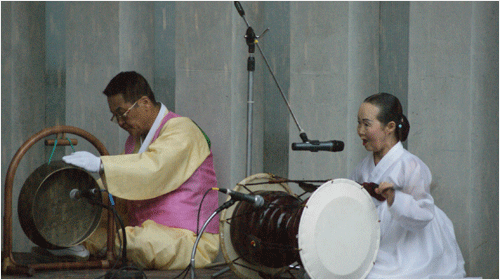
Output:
[236, 176, 331, 199]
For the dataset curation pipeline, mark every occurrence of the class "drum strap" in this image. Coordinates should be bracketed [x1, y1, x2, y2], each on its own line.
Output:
[360, 182, 386, 201]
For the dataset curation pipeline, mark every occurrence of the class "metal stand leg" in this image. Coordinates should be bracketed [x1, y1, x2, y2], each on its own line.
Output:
[211, 266, 231, 278]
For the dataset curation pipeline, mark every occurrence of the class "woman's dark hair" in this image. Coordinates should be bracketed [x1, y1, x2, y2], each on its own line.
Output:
[103, 71, 157, 104]
[364, 92, 410, 142]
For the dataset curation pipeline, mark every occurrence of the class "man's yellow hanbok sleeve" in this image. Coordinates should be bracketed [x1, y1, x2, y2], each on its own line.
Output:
[100, 117, 210, 200]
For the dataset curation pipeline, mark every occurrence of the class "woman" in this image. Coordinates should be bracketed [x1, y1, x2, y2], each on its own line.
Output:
[350, 93, 466, 278]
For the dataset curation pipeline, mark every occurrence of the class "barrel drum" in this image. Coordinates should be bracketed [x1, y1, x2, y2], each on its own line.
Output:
[230, 190, 304, 268]
[220, 175, 381, 279]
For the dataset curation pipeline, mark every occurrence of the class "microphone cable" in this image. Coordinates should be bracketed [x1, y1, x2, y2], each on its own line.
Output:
[175, 187, 218, 279]
[84, 189, 146, 279]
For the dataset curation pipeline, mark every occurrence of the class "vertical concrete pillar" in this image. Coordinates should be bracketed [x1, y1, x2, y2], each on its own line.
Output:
[408, 1, 472, 272]
[118, 2, 154, 77]
[408, 2, 499, 277]
[468, 2, 499, 277]
[345, 2, 380, 175]
[261, 1, 290, 178]
[65, 2, 120, 154]
[153, 2, 176, 113]
[116, 2, 155, 146]
[288, 2, 379, 196]
[174, 2, 252, 191]
[1, 2, 46, 252]
[379, 2, 409, 133]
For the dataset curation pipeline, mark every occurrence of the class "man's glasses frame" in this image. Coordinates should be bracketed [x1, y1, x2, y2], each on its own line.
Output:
[110, 100, 138, 123]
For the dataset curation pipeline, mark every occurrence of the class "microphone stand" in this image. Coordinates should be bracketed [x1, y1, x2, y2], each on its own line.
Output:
[234, 1, 311, 152]
[190, 199, 236, 279]
[245, 26, 256, 177]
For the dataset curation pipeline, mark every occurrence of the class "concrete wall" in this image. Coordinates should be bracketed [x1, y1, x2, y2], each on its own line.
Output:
[2, 2, 497, 278]
[2, 0, 47, 255]
[408, 2, 498, 278]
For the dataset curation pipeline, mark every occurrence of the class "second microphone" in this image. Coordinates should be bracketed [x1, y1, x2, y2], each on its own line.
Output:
[214, 188, 265, 208]
[291, 140, 344, 152]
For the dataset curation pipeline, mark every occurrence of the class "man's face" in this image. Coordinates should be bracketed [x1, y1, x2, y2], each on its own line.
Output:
[107, 94, 149, 138]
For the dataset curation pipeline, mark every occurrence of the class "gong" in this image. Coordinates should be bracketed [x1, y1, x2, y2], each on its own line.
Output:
[18, 160, 102, 249]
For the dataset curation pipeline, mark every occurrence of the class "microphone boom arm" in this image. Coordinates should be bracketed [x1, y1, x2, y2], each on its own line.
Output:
[234, 2, 345, 152]
[234, 1, 309, 143]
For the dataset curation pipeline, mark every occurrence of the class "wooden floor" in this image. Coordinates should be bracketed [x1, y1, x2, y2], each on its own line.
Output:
[1, 253, 238, 279]
[3, 265, 238, 279]
[2, 253, 304, 279]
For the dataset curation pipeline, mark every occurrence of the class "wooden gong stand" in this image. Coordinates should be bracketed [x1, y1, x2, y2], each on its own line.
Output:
[2, 126, 116, 275]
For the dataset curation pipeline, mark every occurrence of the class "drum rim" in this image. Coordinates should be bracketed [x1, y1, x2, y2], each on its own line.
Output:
[219, 173, 296, 278]
[298, 178, 380, 279]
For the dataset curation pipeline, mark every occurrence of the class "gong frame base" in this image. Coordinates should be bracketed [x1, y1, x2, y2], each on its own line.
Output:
[2, 126, 115, 276]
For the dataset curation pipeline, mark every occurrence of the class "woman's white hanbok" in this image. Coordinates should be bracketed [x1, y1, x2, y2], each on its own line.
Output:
[350, 142, 466, 278]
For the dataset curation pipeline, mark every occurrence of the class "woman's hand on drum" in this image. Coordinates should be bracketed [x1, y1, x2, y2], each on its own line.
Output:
[375, 182, 395, 206]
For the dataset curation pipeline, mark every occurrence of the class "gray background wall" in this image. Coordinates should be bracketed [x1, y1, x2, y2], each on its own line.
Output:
[2, 2, 498, 278]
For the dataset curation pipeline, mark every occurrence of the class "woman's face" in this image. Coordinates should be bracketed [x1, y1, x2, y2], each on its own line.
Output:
[357, 102, 395, 157]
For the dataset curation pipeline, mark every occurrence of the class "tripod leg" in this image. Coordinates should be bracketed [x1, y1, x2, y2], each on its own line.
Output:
[211, 266, 230, 278]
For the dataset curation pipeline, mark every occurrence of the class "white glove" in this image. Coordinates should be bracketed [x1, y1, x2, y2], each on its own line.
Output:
[62, 151, 102, 173]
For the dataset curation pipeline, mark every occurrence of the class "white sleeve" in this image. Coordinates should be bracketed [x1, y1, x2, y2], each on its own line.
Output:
[388, 157, 435, 231]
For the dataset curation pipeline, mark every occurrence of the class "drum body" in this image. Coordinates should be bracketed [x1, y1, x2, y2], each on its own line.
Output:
[220, 173, 296, 278]
[18, 160, 102, 249]
[221, 175, 380, 279]
[230, 190, 304, 268]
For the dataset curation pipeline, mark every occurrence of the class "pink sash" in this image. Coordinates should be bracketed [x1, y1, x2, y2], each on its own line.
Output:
[125, 111, 219, 234]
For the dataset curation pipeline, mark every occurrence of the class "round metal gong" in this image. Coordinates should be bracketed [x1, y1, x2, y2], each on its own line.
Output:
[18, 160, 102, 249]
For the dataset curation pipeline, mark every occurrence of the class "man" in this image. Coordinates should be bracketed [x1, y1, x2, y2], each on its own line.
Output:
[61, 71, 220, 270]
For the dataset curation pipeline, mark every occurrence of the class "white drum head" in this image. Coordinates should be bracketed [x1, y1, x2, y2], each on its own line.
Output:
[298, 178, 380, 279]
[219, 173, 295, 278]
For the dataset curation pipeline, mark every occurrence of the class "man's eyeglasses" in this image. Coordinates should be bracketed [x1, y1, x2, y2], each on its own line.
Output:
[110, 100, 138, 123]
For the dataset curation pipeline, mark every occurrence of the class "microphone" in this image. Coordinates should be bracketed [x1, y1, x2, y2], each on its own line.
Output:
[292, 140, 344, 152]
[214, 188, 265, 208]
[70, 188, 99, 200]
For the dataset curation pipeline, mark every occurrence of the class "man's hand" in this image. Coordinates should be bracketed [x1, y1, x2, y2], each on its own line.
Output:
[375, 182, 395, 206]
[63, 151, 102, 173]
